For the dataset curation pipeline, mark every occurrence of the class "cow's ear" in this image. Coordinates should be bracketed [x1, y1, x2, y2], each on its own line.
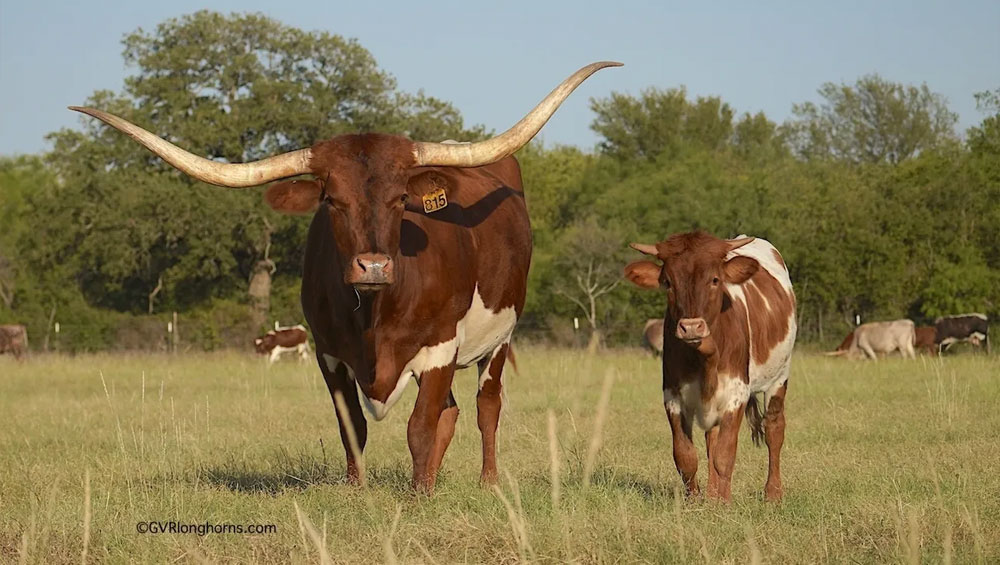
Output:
[724, 256, 759, 284]
[625, 260, 662, 289]
[264, 179, 323, 215]
[408, 171, 453, 203]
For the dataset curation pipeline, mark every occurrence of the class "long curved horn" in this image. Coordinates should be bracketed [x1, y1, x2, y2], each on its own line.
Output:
[68, 107, 312, 187]
[412, 61, 623, 167]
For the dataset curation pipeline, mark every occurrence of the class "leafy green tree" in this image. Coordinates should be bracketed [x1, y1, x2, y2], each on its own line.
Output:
[785, 74, 957, 164]
[590, 87, 734, 161]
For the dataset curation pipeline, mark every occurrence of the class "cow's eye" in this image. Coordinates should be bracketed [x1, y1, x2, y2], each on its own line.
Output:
[399, 193, 409, 203]
[712, 277, 720, 285]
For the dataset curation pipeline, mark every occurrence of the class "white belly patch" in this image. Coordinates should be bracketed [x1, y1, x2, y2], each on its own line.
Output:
[344, 285, 516, 421]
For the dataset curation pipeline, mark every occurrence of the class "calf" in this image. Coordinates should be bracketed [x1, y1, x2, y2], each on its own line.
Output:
[0, 324, 28, 359]
[935, 314, 989, 354]
[254, 325, 310, 364]
[625, 232, 796, 502]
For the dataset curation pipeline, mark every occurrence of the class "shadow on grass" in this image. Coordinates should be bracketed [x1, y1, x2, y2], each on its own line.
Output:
[198, 446, 412, 495]
[586, 467, 679, 501]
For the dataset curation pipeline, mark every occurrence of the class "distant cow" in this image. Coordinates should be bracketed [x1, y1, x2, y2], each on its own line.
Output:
[625, 232, 796, 502]
[935, 314, 989, 354]
[254, 325, 310, 364]
[0, 324, 28, 359]
[913, 326, 938, 355]
[830, 320, 915, 360]
[642, 318, 664, 356]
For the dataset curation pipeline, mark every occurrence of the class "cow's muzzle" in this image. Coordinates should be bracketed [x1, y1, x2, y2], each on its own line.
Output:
[346, 253, 394, 290]
[676, 317, 710, 345]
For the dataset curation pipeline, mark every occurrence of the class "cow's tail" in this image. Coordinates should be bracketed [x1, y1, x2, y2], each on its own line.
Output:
[745, 394, 765, 447]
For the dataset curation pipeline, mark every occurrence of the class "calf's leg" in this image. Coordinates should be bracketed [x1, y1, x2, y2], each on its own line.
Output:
[708, 403, 745, 502]
[763, 381, 788, 501]
[667, 409, 699, 496]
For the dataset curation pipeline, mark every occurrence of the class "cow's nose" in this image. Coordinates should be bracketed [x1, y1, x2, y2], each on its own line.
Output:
[346, 253, 394, 288]
[676, 318, 709, 343]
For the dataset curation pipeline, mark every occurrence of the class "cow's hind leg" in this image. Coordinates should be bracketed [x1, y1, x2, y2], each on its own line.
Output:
[667, 408, 699, 497]
[317, 354, 368, 484]
[409, 361, 457, 494]
[477, 343, 509, 486]
[763, 380, 788, 501]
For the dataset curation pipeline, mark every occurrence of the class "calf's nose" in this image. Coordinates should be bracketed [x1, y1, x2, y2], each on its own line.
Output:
[676, 318, 709, 342]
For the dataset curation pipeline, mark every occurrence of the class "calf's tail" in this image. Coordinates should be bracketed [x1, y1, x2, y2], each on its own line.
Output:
[745, 394, 765, 447]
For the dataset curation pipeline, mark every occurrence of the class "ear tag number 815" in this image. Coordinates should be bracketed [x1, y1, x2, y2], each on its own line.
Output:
[422, 187, 448, 213]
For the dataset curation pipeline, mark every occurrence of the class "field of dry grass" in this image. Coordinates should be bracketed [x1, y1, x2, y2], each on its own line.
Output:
[1, 347, 998, 563]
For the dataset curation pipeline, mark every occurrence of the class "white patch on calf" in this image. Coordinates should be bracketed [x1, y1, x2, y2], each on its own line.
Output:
[696, 376, 750, 430]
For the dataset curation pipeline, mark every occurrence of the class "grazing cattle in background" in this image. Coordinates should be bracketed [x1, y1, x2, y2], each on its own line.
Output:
[0, 324, 28, 359]
[834, 330, 855, 352]
[254, 325, 310, 364]
[73, 61, 620, 493]
[642, 318, 665, 357]
[935, 314, 990, 354]
[913, 326, 938, 356]
[625, 232, 796, 502]
[828, 320, 915, 360]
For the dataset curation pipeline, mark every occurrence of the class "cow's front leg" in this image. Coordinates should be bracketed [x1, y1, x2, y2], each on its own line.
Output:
[708, 403, 745, 502]
[408, 361, 457, 494]
[317, 354, 367, 484]
[477, 343, 509, 486]
[425, 389, 459, 484]
[666, 409, 699, 496]
[705, 426, 720, 495]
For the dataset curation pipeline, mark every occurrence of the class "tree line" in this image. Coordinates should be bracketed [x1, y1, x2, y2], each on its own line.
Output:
[0, 11, 997, 352]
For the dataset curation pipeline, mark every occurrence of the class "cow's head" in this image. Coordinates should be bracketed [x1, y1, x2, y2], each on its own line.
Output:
[70, 62, 621, 293]
[624, 231, 758, 353]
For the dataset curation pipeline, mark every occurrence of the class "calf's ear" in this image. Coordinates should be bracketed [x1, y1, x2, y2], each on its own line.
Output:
[724, 256, 759, 284]
[264, 179, 322, 215]
[624, 260, 662, 289]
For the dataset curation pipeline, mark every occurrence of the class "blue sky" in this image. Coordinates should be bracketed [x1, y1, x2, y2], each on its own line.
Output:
[1, 0, 998, 156]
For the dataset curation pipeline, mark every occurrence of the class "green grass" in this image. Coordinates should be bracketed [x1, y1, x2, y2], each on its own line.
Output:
[1, 348, 998, 563]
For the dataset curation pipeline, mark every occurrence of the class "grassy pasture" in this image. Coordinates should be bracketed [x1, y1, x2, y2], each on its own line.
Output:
[1, 347, 998, 563]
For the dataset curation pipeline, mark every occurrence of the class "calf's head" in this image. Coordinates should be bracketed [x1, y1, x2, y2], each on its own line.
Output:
[624, 232, 758, 352]
[69, 62, 621, 293]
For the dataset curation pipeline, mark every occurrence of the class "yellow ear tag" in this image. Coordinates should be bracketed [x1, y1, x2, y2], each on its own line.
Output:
[422, 187, 448, 213]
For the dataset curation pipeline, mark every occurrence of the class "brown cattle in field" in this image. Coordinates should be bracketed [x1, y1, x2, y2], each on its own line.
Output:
[0, 324, 28, 359]
[254, 324, 310, 364]
[835, 331, 855, 352]
[913, 326, 937, 355]
[72, 61, 620, 493]
[625, 232, 796, 502]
